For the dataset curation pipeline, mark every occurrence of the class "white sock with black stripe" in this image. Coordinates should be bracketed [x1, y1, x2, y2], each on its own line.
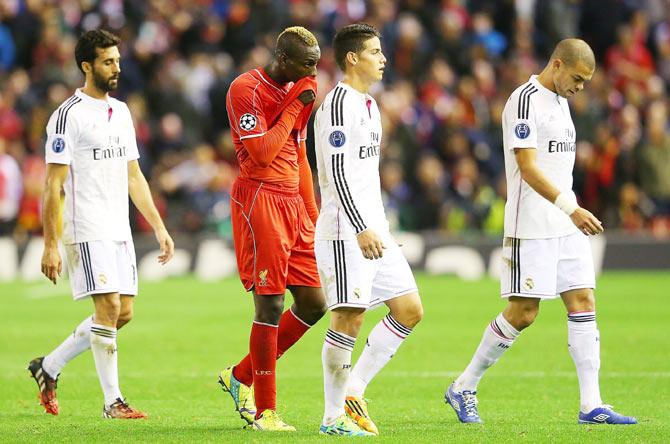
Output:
[90, 323, 123, 406]
[322, 329, 355, 426]
[43, 315, 93, 378]
[454, 313, 520, 392]
[347, 314, 412, 398]
[567, 311, 602, 413]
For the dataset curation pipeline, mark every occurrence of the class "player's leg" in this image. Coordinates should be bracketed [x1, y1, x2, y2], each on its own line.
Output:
[558, 233, 636, 424]
[342, 239, 418, 434]
[117, 295, 134, 329]
[94, 240, 145, 419]
[315, 238, 375, 436]
[90, 291, 125, 414]
[347, 292, 422, 400]
[446, 296, 537, 423]
[231, 285, 326, 389]
[29, 241, 134, 416]
[457, 295, 539, 389]
[35, 288, 135, 396]
[448, 237, 553, 423]
[320, 307, 374, 436]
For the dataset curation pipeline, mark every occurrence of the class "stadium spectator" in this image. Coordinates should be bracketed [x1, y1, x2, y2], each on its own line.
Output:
[0, 136, 22, 235]
[0, 0, 667, 238]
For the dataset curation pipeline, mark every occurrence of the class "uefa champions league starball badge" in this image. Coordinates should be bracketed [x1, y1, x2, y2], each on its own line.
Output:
[239, 113, 257, 131]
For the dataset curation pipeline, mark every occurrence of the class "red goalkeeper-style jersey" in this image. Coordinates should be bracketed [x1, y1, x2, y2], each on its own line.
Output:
[226, 67, 312, 187]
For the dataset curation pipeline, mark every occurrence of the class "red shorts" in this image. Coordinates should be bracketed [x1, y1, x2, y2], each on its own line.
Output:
[231, 177, 321, 295]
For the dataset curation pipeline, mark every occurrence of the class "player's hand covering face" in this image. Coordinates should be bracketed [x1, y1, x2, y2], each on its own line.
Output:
[280, 44, 321, 82]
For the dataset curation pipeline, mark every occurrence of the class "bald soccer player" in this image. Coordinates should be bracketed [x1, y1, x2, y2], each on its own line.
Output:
[445, 39, 637, 425]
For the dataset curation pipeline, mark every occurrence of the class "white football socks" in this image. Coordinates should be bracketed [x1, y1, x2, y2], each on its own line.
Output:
[90, 323, 123, 406]
[455, 313, 520, 392]
[347, 314, 412, 398]
[567, 311, 602, 413]
[43, 315, 93, 378]
[322, 329, 355, 426]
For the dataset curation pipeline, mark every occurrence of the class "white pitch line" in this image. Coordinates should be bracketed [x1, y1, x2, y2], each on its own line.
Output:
[21, 282, 70, 299]
[10, 370, 668, 379]
[384, 370, 670, 378]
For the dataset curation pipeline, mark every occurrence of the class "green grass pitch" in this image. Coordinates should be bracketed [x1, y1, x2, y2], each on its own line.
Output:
[1, 272, 668, 443]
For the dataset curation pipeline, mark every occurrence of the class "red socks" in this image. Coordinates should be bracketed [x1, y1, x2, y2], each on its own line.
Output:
[249, 321, 277, 417]
[233, 309, 311, 387]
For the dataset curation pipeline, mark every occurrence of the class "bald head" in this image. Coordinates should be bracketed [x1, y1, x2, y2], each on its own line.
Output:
[550, 38, 595, 70]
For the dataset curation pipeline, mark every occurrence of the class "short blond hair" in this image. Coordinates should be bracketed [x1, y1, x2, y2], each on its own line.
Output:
[277, 26, 318, 47]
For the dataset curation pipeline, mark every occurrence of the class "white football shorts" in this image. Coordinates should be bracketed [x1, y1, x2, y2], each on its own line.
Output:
[63, 239, 138, 300]
[315, 234, 418, 310]
[500, 231, 596, 299]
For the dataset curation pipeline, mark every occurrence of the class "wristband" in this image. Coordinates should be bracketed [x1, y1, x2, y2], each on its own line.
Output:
[554, 193, 579, 215]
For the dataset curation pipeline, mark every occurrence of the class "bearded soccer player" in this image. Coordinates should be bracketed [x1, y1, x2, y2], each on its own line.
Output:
[28, 29, 174, 418]
[218, 26, 326, 432]
[445, 39, 636, 425]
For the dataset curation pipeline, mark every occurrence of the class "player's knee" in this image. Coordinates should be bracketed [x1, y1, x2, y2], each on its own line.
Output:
[568, 290, 595, 312]
[255, 300, 284, 325]
[505, 304, 538, 330]
[95, 298, 121, 325]
[516, 306, 539, 329]
[393, 301, 423, 329]
[116, 308, 133, 329]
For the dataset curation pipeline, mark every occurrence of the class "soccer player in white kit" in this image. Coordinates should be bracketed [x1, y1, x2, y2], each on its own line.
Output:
[28, 30, 174, 419]
[313, 24, 423, 436]
[445, 39, 636, 425]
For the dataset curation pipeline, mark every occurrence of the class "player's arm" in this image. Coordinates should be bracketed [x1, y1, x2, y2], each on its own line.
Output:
[318, 110, 384, 259]
[127, 160, 174, 264]
[515, 148, 603, 235]
[297, 139, 319, 224]
[41, 164, 69, 284]
[235, 86, 315, 168]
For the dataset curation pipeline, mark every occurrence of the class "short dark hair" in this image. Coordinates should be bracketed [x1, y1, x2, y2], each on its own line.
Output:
[75, 29, 120, 74]
[333, 23, 380, 71]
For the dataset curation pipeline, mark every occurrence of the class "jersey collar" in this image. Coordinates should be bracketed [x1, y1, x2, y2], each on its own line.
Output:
[529, 75, 560, 99]
[256, 68, 291, 92]
[337, 81, 370, 101]
[75, 88, 113, 111]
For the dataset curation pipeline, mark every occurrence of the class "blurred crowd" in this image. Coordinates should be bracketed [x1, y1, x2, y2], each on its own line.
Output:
[1, 0, 670, 241]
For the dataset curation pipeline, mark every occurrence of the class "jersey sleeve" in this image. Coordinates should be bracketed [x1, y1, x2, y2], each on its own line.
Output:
[508, 86, 538, 150]
[44, 108, 78, 165]
[226, 77, 268, 141]
[316, 92, 369, 234]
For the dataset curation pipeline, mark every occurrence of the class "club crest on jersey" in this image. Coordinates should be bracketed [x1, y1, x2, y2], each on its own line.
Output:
[329, 130, 346, 147]
[239, 113, 257, 131]
[258, 269, 268, 287]
[515, 123, 530, 139]
[52, 137, 66, 153]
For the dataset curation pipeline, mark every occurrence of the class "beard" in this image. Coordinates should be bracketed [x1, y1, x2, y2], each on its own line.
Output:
[92, 69, 118, 92]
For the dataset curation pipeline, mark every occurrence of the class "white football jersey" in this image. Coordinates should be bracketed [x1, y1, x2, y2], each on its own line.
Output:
[314, 82, 389, 240]
[45, 89, 140, 244]
[502, 75, 579, 239]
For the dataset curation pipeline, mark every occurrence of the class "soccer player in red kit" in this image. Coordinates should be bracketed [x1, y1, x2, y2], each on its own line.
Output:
[217, 26, 326, 432]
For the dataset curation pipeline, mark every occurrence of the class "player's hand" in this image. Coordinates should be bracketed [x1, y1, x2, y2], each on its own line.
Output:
[41, 245, 62, 285]
[298, 90, 316, 105]
[570, 207, 604, 235]
[155, 227, 175, 265]
[356, 229, 386, 260]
